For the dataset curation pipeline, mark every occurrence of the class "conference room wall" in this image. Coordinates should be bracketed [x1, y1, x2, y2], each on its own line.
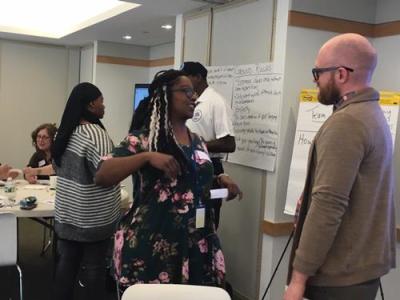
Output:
[148, 42, 174, 81]
[372, 2, 400, 229]
[80, 44, 95, 83]
[0, 39, 79, 171]
[291, 0, 376, 23]
[375, 0, 400, 23]
[371, 34, 400, 300]
[181, 1, 274, 299]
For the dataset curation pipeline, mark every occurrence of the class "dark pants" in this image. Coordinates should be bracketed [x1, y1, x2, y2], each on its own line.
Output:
[211, 158, 224, 229]
[305, 278, 380, 300]
[53, 238, 110, 300]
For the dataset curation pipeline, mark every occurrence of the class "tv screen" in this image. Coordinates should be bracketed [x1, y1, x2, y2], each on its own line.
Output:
[134, 84, 150, 109]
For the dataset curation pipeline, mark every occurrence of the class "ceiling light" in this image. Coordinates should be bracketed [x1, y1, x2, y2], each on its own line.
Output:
[123, 35, 132, 40]
[0, 0, 141, 39]
[161, 24, 173, 30]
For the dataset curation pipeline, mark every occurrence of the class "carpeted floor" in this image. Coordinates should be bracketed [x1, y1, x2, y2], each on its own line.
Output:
[0, 218, 118, 300]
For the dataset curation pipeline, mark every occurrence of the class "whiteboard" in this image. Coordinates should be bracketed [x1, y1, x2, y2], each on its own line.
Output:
[284, 90, 400, 215]
[207, 63, 283, 171]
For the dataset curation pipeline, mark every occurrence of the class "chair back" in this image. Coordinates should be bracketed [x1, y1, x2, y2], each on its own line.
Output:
[122, 284, 231, 300]
[0, 213, 17, 266]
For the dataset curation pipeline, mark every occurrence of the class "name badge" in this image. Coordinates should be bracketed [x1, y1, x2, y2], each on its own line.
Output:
[195, 150, 211, 162]
[195, 207, 205, 229]
[38, 160, 46, 167]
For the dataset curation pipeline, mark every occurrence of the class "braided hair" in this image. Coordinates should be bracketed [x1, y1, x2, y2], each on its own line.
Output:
[145, 69, 188, 169]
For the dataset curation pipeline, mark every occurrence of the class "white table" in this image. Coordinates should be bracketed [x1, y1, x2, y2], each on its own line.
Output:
[0, 180, 131, 218]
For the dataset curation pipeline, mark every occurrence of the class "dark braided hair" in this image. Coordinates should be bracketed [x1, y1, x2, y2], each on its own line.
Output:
[145, 69, 189, 170]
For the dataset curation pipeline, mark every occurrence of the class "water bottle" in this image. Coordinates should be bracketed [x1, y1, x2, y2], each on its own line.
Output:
[4, 177, 16, 204]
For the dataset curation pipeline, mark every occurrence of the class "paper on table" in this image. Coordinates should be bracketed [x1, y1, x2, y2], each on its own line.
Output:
[23, 184, 47, 190]
[37, 179, 50, 185]
[210, 188, 228, 199]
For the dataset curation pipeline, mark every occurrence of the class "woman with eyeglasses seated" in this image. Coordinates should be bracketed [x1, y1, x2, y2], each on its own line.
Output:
[23, 123, 57, 183]
[96, 69, 242, 292]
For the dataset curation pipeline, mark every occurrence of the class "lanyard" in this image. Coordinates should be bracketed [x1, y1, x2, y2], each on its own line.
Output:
[186, 133, 203, 209]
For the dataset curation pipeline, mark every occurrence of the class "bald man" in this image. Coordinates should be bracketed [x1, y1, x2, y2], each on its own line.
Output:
[284, 33, 396, 300]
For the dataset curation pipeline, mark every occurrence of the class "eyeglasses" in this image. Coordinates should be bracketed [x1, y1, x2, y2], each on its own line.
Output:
[171, 87, 196, 99]
[36, 135, 50, 141]
[312, 66, 354, 81]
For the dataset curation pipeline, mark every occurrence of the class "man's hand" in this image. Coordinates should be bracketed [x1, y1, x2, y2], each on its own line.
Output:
[148, 153, 181, 180]
[218, 174, 243, 200]
[283, 282, 306, 300]
[283, 270, 308, 300]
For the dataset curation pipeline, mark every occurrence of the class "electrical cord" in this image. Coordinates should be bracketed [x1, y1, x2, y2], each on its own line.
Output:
[379, 279, 384, 300]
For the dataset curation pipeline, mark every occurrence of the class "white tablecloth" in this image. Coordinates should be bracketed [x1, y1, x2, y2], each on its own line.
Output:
[0, 180, 130, 218]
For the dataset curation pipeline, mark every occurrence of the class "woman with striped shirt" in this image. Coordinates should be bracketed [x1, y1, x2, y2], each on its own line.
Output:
[52, 82, 120, 300]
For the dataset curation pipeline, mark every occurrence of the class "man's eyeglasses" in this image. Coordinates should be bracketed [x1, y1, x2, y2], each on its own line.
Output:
[312, 66, 354, 81]
[171, 87, 196, 99]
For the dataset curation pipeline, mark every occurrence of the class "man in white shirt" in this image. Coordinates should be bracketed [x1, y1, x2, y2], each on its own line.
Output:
[182, 61, 236, 229]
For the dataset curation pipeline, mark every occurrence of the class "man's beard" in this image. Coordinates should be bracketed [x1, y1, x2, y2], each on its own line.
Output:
[318, 77, 341, 105]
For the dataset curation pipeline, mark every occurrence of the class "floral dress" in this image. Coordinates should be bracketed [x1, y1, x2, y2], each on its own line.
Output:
[111, 130, 226, 289]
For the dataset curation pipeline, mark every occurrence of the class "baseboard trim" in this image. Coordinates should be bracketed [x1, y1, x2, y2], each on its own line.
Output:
[97, 55, 174, 67]
[232, 289, 252, 300]
[261, 220, 293, 237]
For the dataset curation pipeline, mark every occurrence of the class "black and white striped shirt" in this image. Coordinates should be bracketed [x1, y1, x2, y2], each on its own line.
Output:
[54, 124, 121, 242]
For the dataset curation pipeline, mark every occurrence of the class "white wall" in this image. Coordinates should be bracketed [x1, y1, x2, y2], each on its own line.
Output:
[80, 44, 94, 83]
[375, 0, 400, 23]
[95, 63, 148, 143]
[149, 42, 174, 81]
[97, 41, 148, 59]
[291, 0, 377, 23]
[149, 42, 174, 60]
[0, 40, 79, 170]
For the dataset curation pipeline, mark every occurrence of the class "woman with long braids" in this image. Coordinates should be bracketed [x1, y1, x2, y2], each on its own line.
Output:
[52, 82, 121, 300]
[96, 69, 242, 291]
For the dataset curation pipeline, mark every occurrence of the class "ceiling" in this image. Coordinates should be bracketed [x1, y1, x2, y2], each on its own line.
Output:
[0, 0, 213, 47]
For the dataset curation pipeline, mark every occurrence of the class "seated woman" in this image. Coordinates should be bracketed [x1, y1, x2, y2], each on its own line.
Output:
[24, 123, 57, 183]
[96, 70, 242, 291]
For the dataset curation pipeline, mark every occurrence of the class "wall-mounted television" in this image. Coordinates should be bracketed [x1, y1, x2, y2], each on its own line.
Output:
[133, 83, 150, 109]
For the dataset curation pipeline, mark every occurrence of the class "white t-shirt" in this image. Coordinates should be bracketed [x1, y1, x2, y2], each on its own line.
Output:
[186, 86, 234, 158]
